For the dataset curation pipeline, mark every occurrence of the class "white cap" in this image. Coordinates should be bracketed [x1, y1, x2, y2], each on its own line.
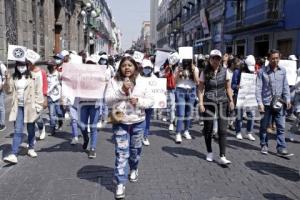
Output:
[70, 50, 77, 55]
[168, 52, 180, 65]
[25, 49, 40, 64]
[245, 55, 256, 72]
[100, 54, 108, 60]
[288, 55, 298, 61]
[86, 54, 100, 64]
[209, 49, 222, 58]
[61, 50, 70, 57]
[142, 59, 153, 68]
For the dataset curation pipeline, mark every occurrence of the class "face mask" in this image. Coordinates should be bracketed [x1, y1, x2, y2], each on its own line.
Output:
[17, 65, 27, 74]
[142, 67, 152, 77]
[55, 59, 62, 65]
[99, 59, 107, 65]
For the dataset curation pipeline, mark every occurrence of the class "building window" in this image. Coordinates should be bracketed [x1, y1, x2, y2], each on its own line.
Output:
[236, 0, 245, 21]
[277, 39, 292, 58]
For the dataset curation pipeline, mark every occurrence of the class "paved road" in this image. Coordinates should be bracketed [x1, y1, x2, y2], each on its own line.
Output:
[0, 95, 299, 199]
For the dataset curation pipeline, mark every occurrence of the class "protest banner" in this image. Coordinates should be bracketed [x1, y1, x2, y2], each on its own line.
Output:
[138, 77, 167, 108]
[154, 50, 170, 73]
[265, 60, 297, 85]
[133, 51, 144, 64]
[236, 73, 257, 108]
[61, 63, 108, 100]
[7, 45, 27, 62]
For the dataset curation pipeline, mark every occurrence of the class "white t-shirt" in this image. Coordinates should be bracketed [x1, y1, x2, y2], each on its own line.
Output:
[16, 76, 29, 106]
[199, 69, 231, 82]
[176, 67, 199, 89]
[0, 62, 7, 85]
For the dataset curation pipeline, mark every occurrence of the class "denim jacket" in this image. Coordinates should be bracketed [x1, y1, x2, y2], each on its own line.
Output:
[256, 65, 290, 106]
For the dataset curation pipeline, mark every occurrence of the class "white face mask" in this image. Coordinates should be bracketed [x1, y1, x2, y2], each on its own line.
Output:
[17, 65, 27, 74]
[55, 59, 62, 65]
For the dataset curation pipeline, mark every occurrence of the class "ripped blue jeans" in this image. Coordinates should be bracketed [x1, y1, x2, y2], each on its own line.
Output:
[112, 121, 145, 184]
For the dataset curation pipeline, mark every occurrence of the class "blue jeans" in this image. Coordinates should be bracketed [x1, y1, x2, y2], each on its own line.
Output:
[0, 90, 5, 125]
[235, 108, 255, 133]
[113, 121, 145, 184]
[175, 87, 196, 133]
[259, 106, 287, 150]
[79, 103, 100, 149]
[12, 107, 35, 155]
[47, 97, 64, 129]
[144, 108, 153, 138]
[167, 89, 176, 123]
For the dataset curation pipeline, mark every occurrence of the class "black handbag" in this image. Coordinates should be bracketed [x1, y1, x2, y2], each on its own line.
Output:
[270, 95, 285, 113]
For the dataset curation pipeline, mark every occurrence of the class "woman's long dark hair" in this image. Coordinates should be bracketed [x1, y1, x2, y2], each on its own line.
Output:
[13, 64, 32, 80]
[203, 62, 220, 81]
[114, 56, 139, 85]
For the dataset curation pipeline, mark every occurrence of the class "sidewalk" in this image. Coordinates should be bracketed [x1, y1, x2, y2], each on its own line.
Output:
[0, 118, 299, 200]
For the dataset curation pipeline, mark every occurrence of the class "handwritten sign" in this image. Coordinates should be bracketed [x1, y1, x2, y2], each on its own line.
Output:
[139, 77, 167, 108]
[236, 73, 258, 108]
[61, 63, 107, 99]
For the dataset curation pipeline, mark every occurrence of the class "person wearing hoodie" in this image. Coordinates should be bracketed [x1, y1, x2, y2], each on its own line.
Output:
[231, 55, 256, 141]
[105, 56, 154, 199]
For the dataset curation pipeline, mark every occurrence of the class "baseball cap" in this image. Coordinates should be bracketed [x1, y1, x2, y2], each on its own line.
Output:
[209, 49, 222, 58]
[142, 59, 153, 68]
[53, 53, 64, 60]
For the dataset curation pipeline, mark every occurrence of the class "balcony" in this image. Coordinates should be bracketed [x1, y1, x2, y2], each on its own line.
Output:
[157, 19, 168, 31]
[224, 1, 284, 34]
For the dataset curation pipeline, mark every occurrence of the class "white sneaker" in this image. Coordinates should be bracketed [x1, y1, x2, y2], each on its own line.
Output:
[175, 133, 182, 143]
[115, 184, 125, 199]
[142, 137, 150, 146]
[206, 152, 214, 162]
[236, 132, 243, 140]
[168, 123, 174, 131]
[3, 154, 18, 164]
[246, 133, 255, 141]
[219, 156, 231, 165]
[183, 130, 192, 140]
[129, 169, 138, 182]
[64, 112, 70, 120]
[28, 149, 38, 158]
[70, 137, 79, 145]
[96, 121, 102, 129]
[39, 126, 46, 140]
[162, 117, 167, 122]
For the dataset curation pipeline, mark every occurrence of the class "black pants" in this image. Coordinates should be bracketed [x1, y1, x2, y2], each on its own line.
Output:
[203, 102, 228, 157]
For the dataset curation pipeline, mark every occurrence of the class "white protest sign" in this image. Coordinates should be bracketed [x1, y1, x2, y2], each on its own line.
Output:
[7, 45, 27, 62]
[154, 50, 170, 73]
[69, 54, 83, 64]
[279, 60, 297, 86]
[139, 77, 167, 108]
[179, 47, 193, 60]
[133, 51, 144, 64]
[25, 49, 40, 64]
[265, 60, 297, 85]
[61, 63, 107, 99]
[236, 73, 258, 108]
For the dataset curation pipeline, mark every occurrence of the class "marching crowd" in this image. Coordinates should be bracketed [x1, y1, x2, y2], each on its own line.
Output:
[0, 46, 299, 199]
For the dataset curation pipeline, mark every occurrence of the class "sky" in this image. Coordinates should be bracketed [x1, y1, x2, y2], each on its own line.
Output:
[106, 0, 150, 51]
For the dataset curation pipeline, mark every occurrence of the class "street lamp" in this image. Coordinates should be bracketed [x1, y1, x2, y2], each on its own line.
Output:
[80, 1, 99, 54]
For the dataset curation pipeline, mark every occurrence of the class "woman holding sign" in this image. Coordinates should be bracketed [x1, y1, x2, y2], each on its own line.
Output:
[174, 47, 199, 143]
[198, 50, 234, 166]
[3, 62, 44, 164]
[231, 55, 256, 141]
[105, 56, 154, 199]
